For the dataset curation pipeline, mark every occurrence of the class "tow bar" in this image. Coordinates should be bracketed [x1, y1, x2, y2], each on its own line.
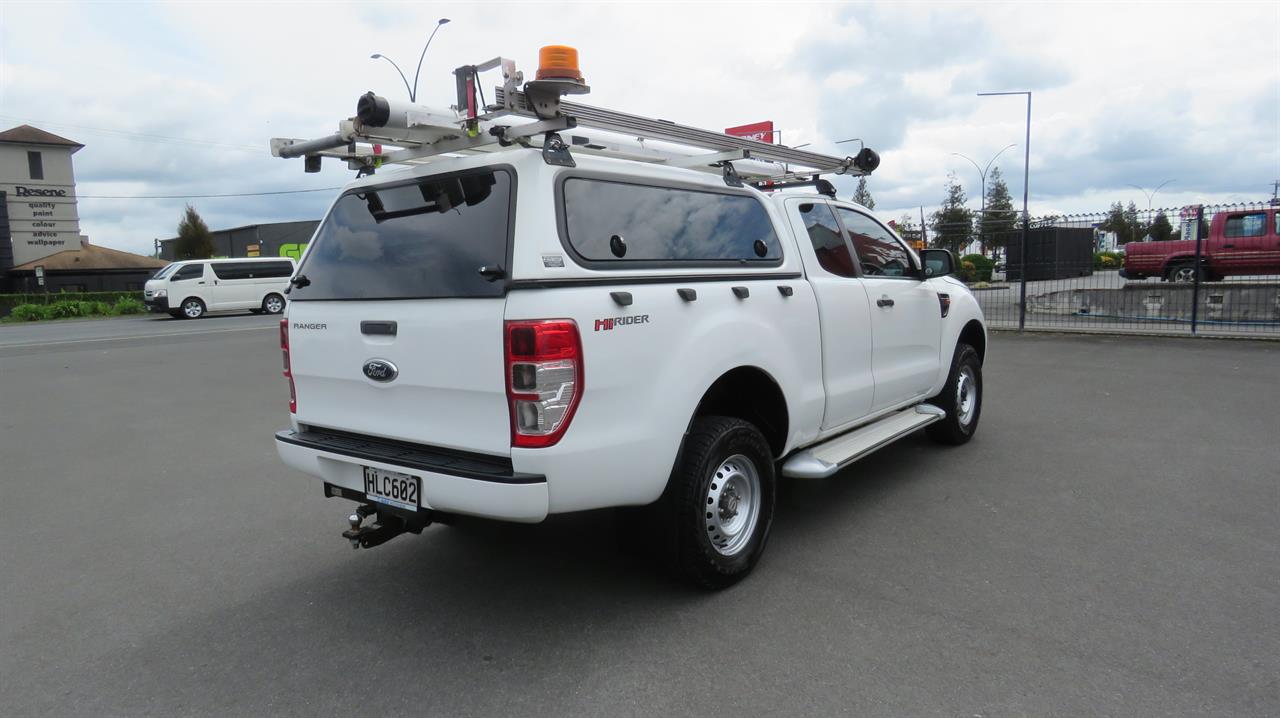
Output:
[342, 503, 432, 549]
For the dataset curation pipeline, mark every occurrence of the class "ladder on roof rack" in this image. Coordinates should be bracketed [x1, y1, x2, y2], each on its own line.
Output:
[270, 50, 880, 188]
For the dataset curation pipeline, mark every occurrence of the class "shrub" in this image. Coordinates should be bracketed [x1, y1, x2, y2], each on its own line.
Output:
[1093, 251, 1124, 270]
[113, 297, 145, 315]
[959, 254, 994, 282]
[0, 291, 144, 318]
[47, 300, 84, 318]
[8, 304, 50, 321]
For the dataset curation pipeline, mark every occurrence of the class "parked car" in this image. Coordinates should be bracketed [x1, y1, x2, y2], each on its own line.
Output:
[1121, 208, 1280, 281]
[272, 149, 988, 588]
[144, 257, 295, 318]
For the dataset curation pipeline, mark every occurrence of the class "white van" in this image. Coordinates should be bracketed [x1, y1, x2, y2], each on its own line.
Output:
[144, 257, 296, 319]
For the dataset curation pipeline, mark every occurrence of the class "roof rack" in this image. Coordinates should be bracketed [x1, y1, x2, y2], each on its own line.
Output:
[270, 48, 880, 189]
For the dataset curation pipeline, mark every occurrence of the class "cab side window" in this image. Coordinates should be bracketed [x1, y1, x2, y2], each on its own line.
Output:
[837, 208, 914, 277]
[172, 264, 204, 281]
[1223, 213, 1266, 238]
[799, 203, 857, 277]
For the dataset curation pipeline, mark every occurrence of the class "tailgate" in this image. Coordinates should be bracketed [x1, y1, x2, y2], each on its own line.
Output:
[287, 299, 510, 456]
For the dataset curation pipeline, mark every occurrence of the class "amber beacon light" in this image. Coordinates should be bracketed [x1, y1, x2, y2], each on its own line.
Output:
[536, 45, 585, 83]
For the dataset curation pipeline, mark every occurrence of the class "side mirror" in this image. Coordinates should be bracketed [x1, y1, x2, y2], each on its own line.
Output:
[920, 249, 955, 278]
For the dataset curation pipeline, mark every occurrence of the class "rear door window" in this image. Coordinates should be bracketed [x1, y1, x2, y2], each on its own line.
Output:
[291, 169, 513, 300]
[560, 178, 781, 266]
[837, 208, 916, 277]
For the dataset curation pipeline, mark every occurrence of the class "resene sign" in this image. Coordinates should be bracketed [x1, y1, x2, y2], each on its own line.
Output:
[724, 121, 775, 144]
[14, 185, 68, 197]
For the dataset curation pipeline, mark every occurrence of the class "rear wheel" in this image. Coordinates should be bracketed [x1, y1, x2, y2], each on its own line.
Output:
[660, 416, 775, 589]
[262, 293, 285, 314]
[179, 297, 205, 319]
[927, 343, 982, 445]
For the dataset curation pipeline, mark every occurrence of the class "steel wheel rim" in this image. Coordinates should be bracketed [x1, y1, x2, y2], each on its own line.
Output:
[704, 453, 761, 557]
[183, 301, 202, 318]
[266, 296, 283, 313]
[956, 366, 977, 426]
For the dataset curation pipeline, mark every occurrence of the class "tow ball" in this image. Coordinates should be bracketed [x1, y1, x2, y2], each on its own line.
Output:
[342, 504, 432, 549]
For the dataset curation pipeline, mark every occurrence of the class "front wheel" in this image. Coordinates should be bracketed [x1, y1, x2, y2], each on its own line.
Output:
[1165, 263, 1203, 283]
[179, 297, 206, 319]
[662, 416, 775, 589]
[926, 343, 983, 445]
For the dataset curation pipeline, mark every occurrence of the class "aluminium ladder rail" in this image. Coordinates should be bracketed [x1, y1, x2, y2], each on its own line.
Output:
[491, 88, 865, 176]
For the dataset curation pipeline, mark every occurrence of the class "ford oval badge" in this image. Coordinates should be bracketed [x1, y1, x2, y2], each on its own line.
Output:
[362, 359, 399, 383]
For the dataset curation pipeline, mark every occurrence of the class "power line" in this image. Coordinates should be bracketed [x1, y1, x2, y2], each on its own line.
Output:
[78, 187, 341, 199]
[0, 115, 264, 152]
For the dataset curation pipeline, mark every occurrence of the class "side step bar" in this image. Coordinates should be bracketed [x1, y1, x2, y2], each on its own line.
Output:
[782, 404, 946, 479]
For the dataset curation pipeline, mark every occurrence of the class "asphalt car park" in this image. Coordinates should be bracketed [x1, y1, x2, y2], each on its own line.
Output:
[1, 326, 1276, 716]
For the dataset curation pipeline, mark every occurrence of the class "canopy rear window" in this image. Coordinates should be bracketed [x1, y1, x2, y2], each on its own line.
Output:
[290, 168, 513, 301]
[560, 178, 782, 266]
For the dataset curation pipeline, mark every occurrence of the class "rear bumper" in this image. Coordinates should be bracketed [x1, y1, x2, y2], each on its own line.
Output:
[274, 429, 549, 522]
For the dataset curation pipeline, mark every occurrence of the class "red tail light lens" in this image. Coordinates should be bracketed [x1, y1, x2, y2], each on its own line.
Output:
[505, 319, 583, 448]
[280, 319, 296, 413]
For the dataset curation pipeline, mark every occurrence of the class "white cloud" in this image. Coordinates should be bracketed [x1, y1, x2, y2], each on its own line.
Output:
[1, 0, 1276, 255]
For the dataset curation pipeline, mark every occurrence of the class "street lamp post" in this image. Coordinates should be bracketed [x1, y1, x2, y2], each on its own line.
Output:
[1127, 180, 1175, 210]
[978, 91, 1031, 330]
[370, 18, 451, 103]
[952, 143, 1017, 256]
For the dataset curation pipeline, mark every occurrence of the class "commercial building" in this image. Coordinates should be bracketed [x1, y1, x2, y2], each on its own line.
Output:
[0, 124, 165, 292]
[157, 220, 318, 262]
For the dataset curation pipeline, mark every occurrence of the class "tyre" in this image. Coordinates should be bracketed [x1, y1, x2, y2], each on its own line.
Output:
[179, 297, 206, 319]
[1165, 263, 1203, 283]
[660, 416, 776, 589]
[262, 293, 286, 315]
[926, 343, 982, 446]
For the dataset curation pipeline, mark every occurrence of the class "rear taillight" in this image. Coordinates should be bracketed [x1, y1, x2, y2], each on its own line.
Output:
[280, 319, 296, 413]
[504, 319, 583, 448]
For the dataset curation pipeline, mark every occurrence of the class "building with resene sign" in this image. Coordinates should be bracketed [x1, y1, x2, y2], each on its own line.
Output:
[0, 125, 165, 293]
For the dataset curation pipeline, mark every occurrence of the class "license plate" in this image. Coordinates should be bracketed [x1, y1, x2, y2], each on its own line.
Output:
[362, 466, 420, 512]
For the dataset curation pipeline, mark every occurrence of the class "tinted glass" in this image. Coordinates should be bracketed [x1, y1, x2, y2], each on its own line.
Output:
[799, 203, 856, 277]
[210, 262, 249, 280]
[291, 170, 511, 301]
[152, 264, 177, 279]
[213, 261, 295, 280]
[172, 264, 204, 280]
[562, 179, 780, 263]
[27, 151, 43, 180]
[1223, 213, 1266, 238]
[838, 209, 914, 277]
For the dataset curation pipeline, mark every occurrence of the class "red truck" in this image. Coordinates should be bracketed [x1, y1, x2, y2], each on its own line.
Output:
[1121, 207, 1280, 282]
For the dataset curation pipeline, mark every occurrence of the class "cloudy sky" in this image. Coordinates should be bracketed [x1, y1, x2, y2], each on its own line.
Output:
[2, 1, 1277, 256]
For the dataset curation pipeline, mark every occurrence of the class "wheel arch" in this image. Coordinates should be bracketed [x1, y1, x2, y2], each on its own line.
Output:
[690, 365, 789, 458]
[958, 319, 986, 363]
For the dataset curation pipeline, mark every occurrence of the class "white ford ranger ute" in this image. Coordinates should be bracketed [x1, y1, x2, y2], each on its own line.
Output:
[274, 145, 986, 589]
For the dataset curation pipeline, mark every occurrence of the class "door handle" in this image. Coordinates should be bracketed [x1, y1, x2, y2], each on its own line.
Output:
[198, 281, 206, 285]
[877, 296, 895, 308]
[1222, 244, 1234, 248]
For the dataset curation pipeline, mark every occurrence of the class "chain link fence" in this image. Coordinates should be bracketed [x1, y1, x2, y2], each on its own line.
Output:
[899, 201, 1280, 338]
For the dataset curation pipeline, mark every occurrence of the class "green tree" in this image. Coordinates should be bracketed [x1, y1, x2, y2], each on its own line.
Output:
[174, 205, 215, 260]
[1100, 201, 1144, 245]
[1149, 211, 1173, 242]
[930, 173, 974, 255]
[851, 177, 875, 209]
[978, 166, 1017, 254]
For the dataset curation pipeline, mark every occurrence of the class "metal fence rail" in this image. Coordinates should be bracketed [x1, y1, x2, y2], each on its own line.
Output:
[899, 201, 1280, 338]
